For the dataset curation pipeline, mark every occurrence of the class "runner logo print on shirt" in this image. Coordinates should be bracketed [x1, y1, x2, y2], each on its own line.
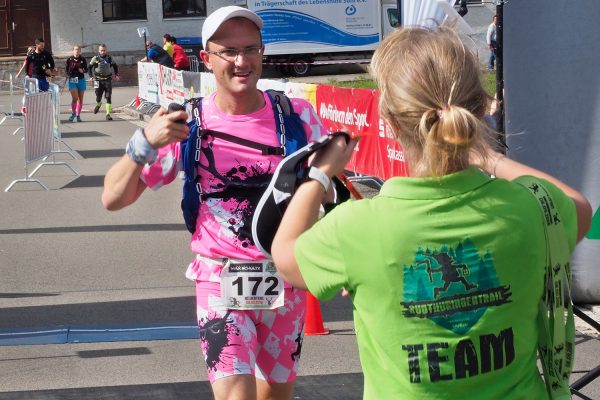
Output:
[401, 238, 512, 335]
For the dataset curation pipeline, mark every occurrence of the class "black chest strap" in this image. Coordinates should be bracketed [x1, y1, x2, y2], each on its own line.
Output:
[203, 129, 285, 156]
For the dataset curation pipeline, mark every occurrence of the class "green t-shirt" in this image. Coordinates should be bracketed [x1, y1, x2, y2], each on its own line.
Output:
[295, 168, 577, 400]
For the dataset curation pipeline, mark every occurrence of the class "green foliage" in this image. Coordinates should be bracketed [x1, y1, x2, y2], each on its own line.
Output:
[482, 71, 497, 97]
[329, 70, 498, 97]
[328, 76, 377, 89]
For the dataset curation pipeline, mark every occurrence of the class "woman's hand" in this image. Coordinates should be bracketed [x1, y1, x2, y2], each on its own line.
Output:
[310, 133, 359, 178]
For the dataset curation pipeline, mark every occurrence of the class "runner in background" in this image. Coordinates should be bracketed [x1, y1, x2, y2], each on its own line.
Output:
[89, 44, 119, 121]
[65, 45, 88, 122]
[24, 38, 55, 92]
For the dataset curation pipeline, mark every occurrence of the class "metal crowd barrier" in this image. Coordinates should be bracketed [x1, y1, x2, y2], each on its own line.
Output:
[5, 79, 79, 191]
[136, 99, 161, 114]
[0, 74, 23, 130]
[188, 55, 201, 73]
[29, 82, 79, 178]
[5, 91, 54, 191]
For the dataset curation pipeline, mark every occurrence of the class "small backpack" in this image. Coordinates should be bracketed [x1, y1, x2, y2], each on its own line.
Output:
[93, 55, 113, 78]
[252, 132, 351, 257]
[178, 90, 309, 234]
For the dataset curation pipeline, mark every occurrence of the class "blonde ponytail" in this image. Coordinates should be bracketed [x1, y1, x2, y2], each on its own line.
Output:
[370, 27, 494, 177]
[420, 104, 484, 175]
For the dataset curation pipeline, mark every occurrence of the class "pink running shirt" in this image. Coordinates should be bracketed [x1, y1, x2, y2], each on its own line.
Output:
[141, 91, 327, 281]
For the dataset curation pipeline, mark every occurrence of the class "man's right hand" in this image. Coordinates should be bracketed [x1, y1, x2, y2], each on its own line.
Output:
[144, 107, 189, 149]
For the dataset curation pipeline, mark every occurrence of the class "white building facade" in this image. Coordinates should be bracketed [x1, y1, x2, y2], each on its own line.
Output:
[0, 0, 243, 58]
[49, 0, 245, 57]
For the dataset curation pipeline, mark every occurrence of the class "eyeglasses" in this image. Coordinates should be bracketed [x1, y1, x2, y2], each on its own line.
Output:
[206, 46, 263, 62]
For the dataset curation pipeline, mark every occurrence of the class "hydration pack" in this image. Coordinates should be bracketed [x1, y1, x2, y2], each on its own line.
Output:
[179, 90, 309, 234]
[93, 55, 113, 78]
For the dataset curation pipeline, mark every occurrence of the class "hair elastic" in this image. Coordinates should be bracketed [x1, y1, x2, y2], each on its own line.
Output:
[436, 105, 449, 120]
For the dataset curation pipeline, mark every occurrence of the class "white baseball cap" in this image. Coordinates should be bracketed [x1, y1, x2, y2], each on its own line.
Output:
[201, 6, 264, 49]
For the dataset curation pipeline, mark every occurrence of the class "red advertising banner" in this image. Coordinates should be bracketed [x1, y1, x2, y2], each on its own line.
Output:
[350, 132, 409, 180]
[316, 85, 379, 138]
[316, 85, 409, 180]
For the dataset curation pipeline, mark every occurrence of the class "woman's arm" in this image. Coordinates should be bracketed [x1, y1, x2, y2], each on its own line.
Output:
[272, 136, 358, 288]
[478, 152, 592, 242]
[82, 57, 88, 74]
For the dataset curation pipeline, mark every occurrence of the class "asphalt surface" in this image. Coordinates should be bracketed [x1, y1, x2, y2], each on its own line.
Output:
[0, 78, 598, 399]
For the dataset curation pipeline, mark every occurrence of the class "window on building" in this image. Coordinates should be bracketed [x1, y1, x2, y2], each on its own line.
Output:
[387, 8, 399, 27]
[103, 0, 147, 21]
[163, 0, 206, 19]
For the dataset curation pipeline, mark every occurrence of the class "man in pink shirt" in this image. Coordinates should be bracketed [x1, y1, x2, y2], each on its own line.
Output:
[102, 6, 327, 400]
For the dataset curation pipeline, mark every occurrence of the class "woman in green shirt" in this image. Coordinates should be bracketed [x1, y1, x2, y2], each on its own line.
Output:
[271, 27, 592, 399]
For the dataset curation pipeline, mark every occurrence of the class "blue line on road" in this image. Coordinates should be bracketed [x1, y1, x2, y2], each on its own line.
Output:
[0, 323, 199, 346]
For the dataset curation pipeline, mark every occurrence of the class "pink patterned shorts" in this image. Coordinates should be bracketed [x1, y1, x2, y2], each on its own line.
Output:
[195, 281, 307, 384]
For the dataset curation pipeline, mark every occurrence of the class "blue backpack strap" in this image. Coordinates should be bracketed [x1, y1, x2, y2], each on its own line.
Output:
[265, 89, 308, 156]
[181, 92, 309, 234]
[180, 97, 203, 233]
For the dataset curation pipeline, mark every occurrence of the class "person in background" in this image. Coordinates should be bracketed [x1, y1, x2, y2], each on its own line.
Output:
[89, 44, 120, 121]
[24, 38, 55, 92]
[486, 15, 498, 70]
[163, 33, 175, 57]
[65, 45, 88, 122]
[142, 40, 175, 68]
[271, 27, 592, 400]
[169, 37, 191, 71]
[102, 6, 328, 400]
[15, 46, 34, 79]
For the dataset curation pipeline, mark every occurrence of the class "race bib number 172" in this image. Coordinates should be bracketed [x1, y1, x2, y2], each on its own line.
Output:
[220, 261, 284, 310]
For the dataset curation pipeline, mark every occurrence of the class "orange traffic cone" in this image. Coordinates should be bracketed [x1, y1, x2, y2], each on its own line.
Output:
[304, 292, 329, 336]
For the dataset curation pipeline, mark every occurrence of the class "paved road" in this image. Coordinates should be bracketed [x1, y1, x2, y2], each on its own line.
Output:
[0, 83, 598, 399]
[0, 83, 360, 399]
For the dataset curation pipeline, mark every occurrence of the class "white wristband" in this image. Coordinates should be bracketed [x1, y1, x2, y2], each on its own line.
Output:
[307, 166, 331, 191]
[125, 128, 158, 166]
